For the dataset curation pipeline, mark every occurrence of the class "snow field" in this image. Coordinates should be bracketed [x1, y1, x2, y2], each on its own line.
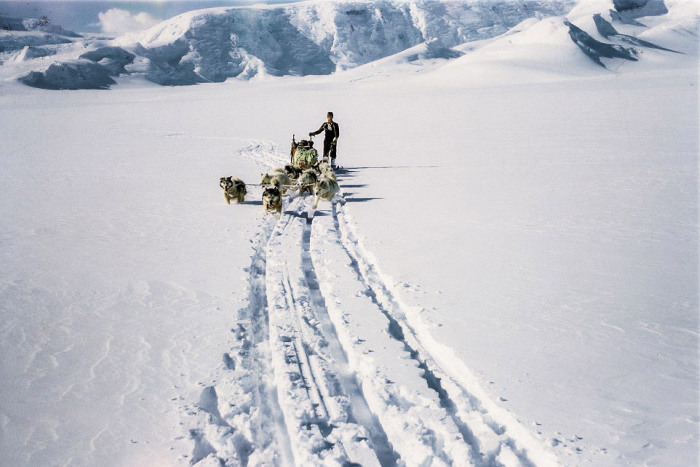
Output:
[328, 66, 698, 465]
[1, 1, 698, 464]
[2, 59, 697, 464]
[190, 139, 564, 466]
[311, 199, 530, 466]
[0, 84, 279, 466]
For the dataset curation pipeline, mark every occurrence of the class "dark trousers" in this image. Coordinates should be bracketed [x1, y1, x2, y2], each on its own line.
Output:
[323, 141, 337, 161]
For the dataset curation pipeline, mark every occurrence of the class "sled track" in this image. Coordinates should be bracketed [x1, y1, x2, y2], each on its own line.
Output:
[300, 206, 399, 465]
[265, 197, 400, 466]
[190, 142, 560, 466]
[188, 216, 294, 466]
[330, 201, 487, 465]
[326, 199, 550, 467]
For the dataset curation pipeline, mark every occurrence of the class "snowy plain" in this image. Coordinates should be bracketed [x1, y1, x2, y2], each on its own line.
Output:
[0, 1, 698, 466]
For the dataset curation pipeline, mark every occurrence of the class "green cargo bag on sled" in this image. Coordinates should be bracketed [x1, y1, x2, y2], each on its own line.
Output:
[290, 136, 318, 170]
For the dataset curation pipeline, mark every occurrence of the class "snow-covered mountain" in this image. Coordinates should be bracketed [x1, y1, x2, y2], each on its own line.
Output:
[1, 0, 573, 87]
[0, 14, 82, 59]
[0, 14, 81, 39]
[113, 0, 573, 84]
[2, 0, 694, 90]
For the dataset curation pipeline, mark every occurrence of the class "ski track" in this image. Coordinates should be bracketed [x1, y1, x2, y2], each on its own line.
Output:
[189, 140, 560, 467]
[188, 213, 294, 467]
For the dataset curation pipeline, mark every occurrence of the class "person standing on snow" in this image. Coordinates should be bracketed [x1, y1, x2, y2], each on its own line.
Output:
[309, 111, 340, 168]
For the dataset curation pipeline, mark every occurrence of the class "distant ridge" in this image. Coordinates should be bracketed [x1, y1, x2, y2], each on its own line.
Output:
[1, 0, 695, 90]
[113, 1, 572, 85]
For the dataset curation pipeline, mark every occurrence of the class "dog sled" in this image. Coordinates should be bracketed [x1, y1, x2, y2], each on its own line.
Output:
[220, 134, 339, 216]
[290, 134, 318, 170]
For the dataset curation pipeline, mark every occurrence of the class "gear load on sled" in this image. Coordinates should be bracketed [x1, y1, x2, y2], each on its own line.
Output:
[290, 134, 318, 170]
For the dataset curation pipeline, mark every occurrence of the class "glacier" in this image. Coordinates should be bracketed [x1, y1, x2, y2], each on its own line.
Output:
[3, 1, 577, 87]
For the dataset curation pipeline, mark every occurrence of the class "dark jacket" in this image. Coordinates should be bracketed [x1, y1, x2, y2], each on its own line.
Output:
[311, 121, 339, 143]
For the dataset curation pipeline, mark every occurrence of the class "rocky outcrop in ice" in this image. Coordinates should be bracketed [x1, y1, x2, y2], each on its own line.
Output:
[18, 60, 116, 90]
[79, 47, 136, 76]
[612, 0, 668, 16]
[565, 19, 639, 68]
[593, 13, 678, 52]
[565, 0, 684, 69]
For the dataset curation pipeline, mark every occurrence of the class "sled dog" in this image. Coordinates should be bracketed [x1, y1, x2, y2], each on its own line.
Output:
[297, 169, 318, 196]
[261, 172, 291, 194]
[320, 167, 336, 182]
[284, 164, 303, 180]
[313, 174, 339, 209]
[220, 176, 247, 204]
[316, 160, 331, 173]
[315, 160, 336, 181]
[262, 186, 282, 217]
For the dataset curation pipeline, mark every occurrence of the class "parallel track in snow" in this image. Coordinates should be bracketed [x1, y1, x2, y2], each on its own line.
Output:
[188, 216, 295, 466]
[323, 199, 554, 467]
[190, 141, 560, 467]
[265, 197, 396, 466]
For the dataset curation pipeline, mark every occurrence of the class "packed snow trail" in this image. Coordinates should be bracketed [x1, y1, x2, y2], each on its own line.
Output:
[265, 197, 395, 466]
[317, 197, 562, 467]
[187, 216, 295, 466]
[300, 204, 399, 465]
[191, 141, 561, 466]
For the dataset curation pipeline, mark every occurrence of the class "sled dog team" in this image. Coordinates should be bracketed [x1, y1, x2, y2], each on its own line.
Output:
[219, 160, 339, 216]
[222, 112, 340, 215]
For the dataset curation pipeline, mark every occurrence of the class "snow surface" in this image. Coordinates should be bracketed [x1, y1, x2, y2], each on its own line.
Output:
[0, 1, 698, 466]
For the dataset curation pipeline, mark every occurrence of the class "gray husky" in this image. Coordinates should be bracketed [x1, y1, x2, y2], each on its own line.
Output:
[261, 171, 291, 194]
[220, 176, 247, 204]
[263, 186, 282, 217]
[297, 168, 318, 196]
[313, 174, 339, 209]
